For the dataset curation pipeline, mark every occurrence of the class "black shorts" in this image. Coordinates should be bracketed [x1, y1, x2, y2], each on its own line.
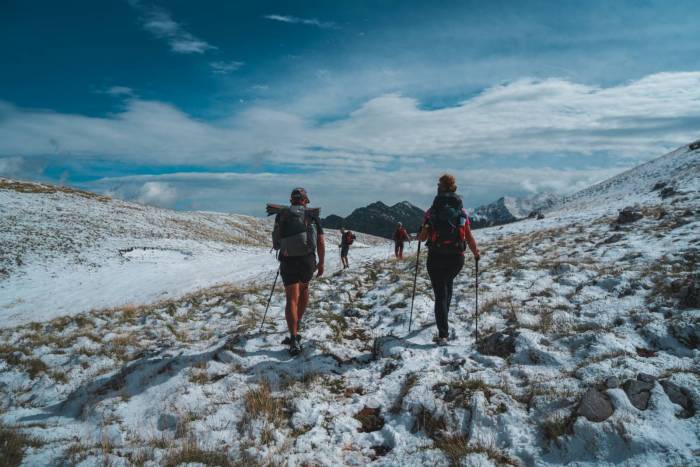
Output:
[280, 254, 316, 286]
[340, 245, 349, 257]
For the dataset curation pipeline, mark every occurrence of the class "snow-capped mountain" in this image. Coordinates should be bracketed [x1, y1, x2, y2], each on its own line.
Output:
[0, 144, 698, 466]
[468, 192, 561, 228]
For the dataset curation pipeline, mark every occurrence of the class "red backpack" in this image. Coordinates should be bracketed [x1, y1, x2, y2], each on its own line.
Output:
[345, 231, 355, 245]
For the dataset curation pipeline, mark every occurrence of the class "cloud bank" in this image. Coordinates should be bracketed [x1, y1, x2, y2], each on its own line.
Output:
[1, 71, 698, 213]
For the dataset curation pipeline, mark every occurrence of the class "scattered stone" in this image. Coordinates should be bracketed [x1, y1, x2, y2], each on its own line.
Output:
[617, 206, 643, 224]
[659, 186, 677, 199]
[623, 379, 654, 410]
[354, 406, 385, 432]
[680, 276, 699, 309]
[651, 181, 668, 191]
[577, 388, 614, 422]
[605, 376, 620, 389]
[668, 322, 700, 349]
[637, 373, 656, 383]
[537, 213, 545, 220]
[477, 331, 516, 358]
[343, 308, 361, 317]
[603, 233, 625, 244]
[157, 413, 180, 431]
[596, 276, 621, 292]
[660, 380, 695, 418]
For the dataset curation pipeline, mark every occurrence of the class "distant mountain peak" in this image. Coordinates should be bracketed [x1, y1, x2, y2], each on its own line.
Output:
[322, 200, 424, 238]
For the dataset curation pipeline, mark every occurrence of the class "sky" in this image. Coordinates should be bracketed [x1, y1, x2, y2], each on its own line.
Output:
[1, 0, 699, 216]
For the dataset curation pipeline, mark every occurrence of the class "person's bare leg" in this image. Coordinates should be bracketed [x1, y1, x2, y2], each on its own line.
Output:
[297, 282, 310, 323]
[284, 284, 301, 336]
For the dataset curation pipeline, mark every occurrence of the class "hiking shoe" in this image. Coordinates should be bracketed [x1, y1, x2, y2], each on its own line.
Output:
[437, 337, 448, 347]
[295, 334, 303, 350]
[289, 339, 302, 356]
[282, 334, 301, 345]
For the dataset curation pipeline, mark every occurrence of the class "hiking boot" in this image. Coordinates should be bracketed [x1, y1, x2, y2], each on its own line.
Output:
[289, 339, 302, 356]
[437, 337, 448, 347]
[295, 334, 303, 350]
[282, 334, 301, 345]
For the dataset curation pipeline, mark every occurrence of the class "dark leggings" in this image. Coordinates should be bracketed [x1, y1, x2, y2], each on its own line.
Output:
[427, 253, 464, 338]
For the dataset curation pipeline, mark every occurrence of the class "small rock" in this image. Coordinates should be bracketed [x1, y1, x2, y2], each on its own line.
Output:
[157, 413, 180, 431]
[651, 181, 667, 191]
[603, 233, 625, 244]
[477, 331, 516, 358]
[680, 276, 699, 308]
[605, 376, 620, 389]
[660, 380, 695, 418]
[668, 322, 700, 349]
[537, 213, 545, 220]
[637, 372, 656, 383]
[617, 206, 643, 224]
[623, 379, 654, 410]
[577, 388, 614, 422]
[659, 186, 677, 199]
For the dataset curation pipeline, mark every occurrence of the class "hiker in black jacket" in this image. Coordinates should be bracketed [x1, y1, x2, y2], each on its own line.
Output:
[418, 174, 480, 346]
[272, 188, 325, 355]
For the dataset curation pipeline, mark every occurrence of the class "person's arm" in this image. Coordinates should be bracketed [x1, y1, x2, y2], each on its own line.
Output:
[417, 210, 430, 242]
[316, 234, 325, 277]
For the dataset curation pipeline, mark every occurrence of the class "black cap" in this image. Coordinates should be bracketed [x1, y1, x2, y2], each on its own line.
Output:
[290, 187, 309, 203]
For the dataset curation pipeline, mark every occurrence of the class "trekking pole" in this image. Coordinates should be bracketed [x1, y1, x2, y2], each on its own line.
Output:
[259, 268, 280, 333]
[474, 258, 479, 342]
[407, 241, 422, 333]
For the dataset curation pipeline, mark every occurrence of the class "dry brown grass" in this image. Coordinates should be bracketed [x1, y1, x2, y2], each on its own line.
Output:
[162, 436, 233, 467]
[391, 373, 419, 414]
[242, 380, 289, 428]
[0, 179, 111, 202]
[0, 425, 42, 467]
[434, 434, 520, 467]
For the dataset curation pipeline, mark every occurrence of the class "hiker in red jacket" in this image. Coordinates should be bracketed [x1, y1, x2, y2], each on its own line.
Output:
[418, 174, 479, 346]
[393, 222, 410, 259]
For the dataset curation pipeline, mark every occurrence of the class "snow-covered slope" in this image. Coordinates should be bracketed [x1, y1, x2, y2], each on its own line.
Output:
[469, 192, 561, 228]
[0, 178, 388, 326]
[556, 144, 700, 212]
[0, 146, 698, 466]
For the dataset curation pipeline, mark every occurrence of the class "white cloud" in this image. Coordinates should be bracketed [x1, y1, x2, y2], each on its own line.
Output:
[134, 181, 178, 207]
[1, 71, 699, 212]
[104, 86, 135, 97]
[130, 2, 216, 54]
[210, 61, 245, 74]
[263, 14, 337, 29]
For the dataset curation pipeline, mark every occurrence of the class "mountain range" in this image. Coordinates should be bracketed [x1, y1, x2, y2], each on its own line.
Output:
[323, 192, 561, 238]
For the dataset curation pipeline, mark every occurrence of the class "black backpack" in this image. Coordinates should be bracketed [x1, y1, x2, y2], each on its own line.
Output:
[427, 192, 467, 254]
[273, 206, 318, 257]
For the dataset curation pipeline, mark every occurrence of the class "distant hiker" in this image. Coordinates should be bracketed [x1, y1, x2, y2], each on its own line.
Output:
[339, 228, 356, 269]
[271, 188, 325, 355]
[393, 222, 410, 259]
[417, 174, 480, 346]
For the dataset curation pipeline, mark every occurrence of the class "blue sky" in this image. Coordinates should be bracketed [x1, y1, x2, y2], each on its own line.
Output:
[1, 0, 699, 215]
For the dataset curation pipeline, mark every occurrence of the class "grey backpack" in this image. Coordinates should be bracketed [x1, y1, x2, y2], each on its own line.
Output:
[273, 206, 317, 257]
